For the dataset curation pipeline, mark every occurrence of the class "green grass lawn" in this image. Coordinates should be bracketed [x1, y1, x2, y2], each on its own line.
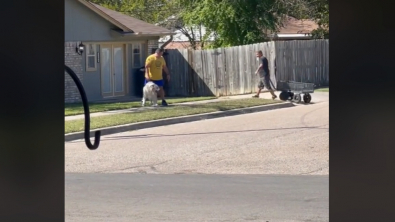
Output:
[315, 87, 329, 92]
[65, 96, 216, 116]
[65, 98, 281, 134]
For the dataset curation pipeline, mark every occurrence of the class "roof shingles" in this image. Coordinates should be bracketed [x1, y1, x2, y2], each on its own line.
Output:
[87, 1, 172, 35]
[278, 16, 318, 34]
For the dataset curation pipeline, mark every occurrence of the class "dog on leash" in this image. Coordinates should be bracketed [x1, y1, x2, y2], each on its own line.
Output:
[142, 81, 160, 106]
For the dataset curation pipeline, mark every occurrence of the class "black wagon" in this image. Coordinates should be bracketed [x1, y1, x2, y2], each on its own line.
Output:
[277, 81, 315, 103]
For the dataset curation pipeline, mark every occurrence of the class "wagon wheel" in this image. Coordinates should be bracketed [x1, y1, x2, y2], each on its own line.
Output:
[289, 92, 294, 100]
[279, 91, 289, 101]
[303, 93, 312, 103]
[294, 94, 302, 103]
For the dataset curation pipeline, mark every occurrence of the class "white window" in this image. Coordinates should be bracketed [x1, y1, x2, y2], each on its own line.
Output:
[132, 44, 141, 68]
[86, 44, 97, 72]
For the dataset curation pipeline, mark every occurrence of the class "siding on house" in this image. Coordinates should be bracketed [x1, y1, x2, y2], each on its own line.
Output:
[65, 0, 163, 42]
[81, 44, 101, 102]
[65, 0, 118, 41]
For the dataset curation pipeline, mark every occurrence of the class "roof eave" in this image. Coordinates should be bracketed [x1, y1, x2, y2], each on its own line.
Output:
[270, 33, 312, 38]
[111, 29, 176, 37]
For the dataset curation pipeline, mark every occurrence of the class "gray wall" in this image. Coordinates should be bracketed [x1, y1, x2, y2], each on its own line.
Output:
[65, 0, 119, 41]
[82, 44, 102, 101]
[65, 0, 163, 42]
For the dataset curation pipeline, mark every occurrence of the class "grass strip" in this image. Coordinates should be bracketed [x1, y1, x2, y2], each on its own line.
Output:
[65, 98, 281, 134]
[315, 87, 329, 92]
[65, 96, 216, 116]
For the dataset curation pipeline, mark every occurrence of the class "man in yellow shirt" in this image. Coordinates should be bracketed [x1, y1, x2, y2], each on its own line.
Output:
[145, 48, 171, 106]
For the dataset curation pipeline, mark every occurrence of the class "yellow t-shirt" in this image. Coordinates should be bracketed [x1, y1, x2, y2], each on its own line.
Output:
[145, 54, 166, 80]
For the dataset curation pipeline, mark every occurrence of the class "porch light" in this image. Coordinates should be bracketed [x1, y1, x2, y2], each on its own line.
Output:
[76, 42, 85, 55]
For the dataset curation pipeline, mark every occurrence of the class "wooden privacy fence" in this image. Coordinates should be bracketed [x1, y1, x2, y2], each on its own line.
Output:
[275, 40, 329, 87]
[163, 39, 329, 97]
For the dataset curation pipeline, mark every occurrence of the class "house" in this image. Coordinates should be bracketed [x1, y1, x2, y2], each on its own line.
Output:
[269, 16, 319, 40]
[65, 0, 174, 103]
[158, 25, 215, 49]
[158, 15, 319, 49]
[156, 16, 215, 50]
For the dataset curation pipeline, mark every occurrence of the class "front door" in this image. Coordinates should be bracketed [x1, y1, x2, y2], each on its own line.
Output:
[100, 44, 126, 97]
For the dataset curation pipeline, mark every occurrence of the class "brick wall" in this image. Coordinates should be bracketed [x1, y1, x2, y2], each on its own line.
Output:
[65, 42, 83, 103]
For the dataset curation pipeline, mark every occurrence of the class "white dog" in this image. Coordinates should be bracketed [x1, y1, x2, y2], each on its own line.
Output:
[142, 81, 160, 106]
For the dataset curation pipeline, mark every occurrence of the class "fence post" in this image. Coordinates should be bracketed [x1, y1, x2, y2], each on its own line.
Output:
[188, 49, 195, 96]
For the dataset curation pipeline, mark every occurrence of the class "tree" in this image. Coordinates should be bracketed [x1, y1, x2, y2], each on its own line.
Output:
[157, 14, 211, 50]
[308, 0, 329, 39]
[177, 0, 316, 48]
[89, 0, 206, 49]
[89, 0, 329, 48]
[89, 0, 179, 24]
[179, 0, 268, 47]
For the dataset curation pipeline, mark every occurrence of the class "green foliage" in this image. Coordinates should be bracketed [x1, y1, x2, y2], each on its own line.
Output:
[178, 0, 327, 47]
[306, 0, 329, 39]
[90, 0, 179, 24]
[88, 0, 329, 47]
[179, 0, 283, 47]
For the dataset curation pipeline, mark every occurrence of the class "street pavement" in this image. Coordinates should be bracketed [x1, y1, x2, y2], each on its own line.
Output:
[66, 174, 328, 222]
[65, 92, 329, 221]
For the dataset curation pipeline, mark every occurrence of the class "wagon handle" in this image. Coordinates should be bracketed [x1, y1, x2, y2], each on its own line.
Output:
[65, 65, 101, 150]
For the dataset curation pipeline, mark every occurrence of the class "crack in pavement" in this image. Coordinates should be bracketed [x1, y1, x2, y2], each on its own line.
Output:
[300, 104, 328, 128]
[299, 165, 329, 175]
[93, 160, 171, 173]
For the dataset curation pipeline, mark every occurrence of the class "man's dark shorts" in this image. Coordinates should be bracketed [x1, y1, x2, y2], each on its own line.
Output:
[258, 77, 272, 90]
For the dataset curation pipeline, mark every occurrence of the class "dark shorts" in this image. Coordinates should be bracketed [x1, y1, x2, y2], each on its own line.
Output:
[145, 79, 164, 87]
[258, 77, 272, 90]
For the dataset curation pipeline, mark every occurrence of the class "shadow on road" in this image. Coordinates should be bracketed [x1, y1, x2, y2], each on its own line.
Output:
[66, 126, 328, 143]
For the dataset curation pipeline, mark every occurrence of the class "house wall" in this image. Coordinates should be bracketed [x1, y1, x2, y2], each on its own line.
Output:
[64, 39, 161, 103]
[77, 41, 151, 102]
[81, 44, 102, 101]
[65, 0, 119, 41]
[65, 42, 83, 103]
[65, 0, 164, 103]
[65, 0, 162, 43]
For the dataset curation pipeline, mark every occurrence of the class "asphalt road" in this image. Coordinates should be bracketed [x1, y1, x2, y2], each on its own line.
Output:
[65, 92, 329, 221]
[66, 174, 328, 222]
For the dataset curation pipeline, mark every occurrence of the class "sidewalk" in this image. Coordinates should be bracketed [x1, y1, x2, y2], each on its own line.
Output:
[65, 92, 276, 121]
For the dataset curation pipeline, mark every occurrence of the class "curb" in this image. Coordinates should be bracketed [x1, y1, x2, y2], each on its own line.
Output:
[65, 102, 294, 142]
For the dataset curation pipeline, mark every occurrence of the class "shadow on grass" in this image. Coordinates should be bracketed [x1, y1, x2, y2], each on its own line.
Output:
[115, 99, 281, 113]
[65, 97, 218, 116]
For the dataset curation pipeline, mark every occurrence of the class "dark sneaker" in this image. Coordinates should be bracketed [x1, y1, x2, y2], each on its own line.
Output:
[252, 95, 259, 98]
[161, 99, 168, 106]
[272, 95, 277, 100]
